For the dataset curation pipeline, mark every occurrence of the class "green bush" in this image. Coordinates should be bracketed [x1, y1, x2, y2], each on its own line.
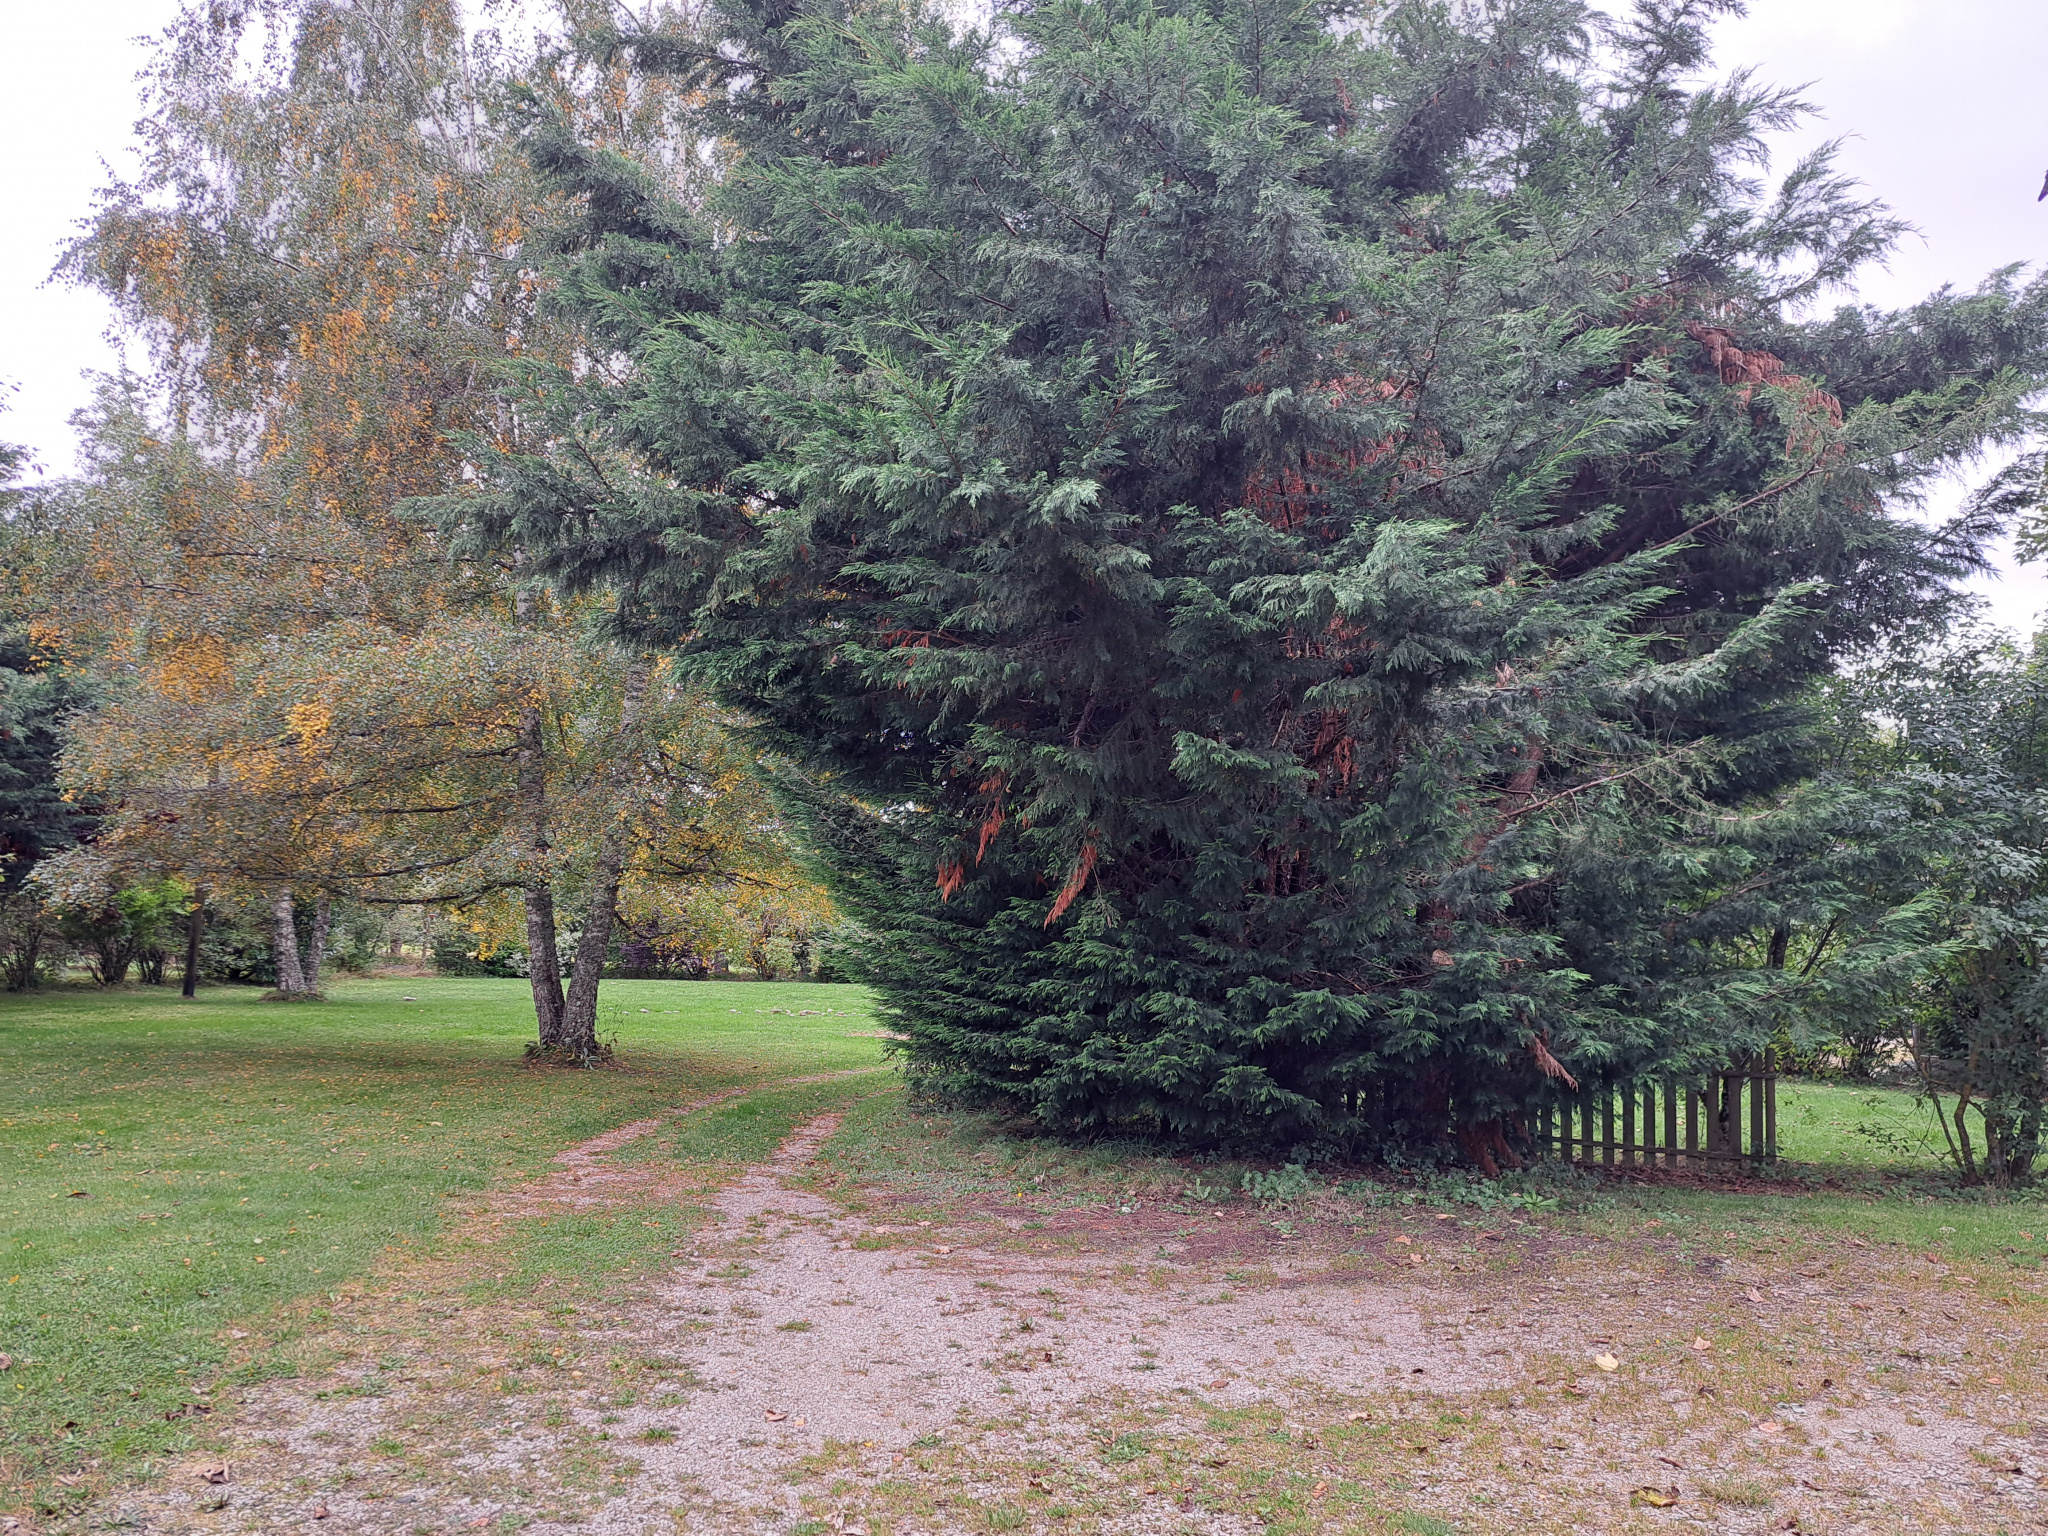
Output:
[54, 878, 187, 986]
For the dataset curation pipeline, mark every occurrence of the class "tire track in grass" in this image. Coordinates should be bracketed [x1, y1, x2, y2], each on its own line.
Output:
[62, 1070, 896, 1535]
[491, 1067, 896, 1218]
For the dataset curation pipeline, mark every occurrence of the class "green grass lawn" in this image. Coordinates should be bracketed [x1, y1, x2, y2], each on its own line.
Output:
[1773, 1076, 1956, 1168]
[0, 975, 886, 1491]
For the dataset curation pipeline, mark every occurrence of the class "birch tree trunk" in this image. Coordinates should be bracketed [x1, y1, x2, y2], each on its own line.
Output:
[519, 699, 568, 1048]
[555, 654, 652, 1062]
[271, 888, 309, 995]
[304, 892, 332, 993]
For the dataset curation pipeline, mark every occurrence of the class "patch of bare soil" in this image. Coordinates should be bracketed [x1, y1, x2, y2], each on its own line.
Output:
[69, 1086, 2048, 1536]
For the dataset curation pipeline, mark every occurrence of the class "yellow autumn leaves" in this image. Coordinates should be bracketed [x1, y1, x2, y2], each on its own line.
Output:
[9, 0, 825, 974]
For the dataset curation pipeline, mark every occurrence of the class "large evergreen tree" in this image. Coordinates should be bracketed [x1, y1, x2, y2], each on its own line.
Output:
[0, 632, 97, 894]
[455, 0, 2048, 1154]
[0, 433, 97, 893]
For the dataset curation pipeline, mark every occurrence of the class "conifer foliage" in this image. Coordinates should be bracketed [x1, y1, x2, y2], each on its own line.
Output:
[471, 0, 2048, 1151]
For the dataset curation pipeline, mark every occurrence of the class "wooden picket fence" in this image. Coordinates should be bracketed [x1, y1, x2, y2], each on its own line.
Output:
[1534, 1050, 1778, 1169]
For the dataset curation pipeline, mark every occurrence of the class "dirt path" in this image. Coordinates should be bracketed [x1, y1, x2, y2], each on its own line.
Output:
[91, 1087, 2048, 1536]
[493, 1070, 892, 1217]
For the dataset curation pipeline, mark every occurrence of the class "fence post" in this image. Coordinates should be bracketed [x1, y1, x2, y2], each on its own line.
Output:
[1663, 1080, 1678, 1168]
[1749, 1053, 1767, 1169]
[1765, 1048, 1779, 1163]
[1601, 1083, 1615, 1168]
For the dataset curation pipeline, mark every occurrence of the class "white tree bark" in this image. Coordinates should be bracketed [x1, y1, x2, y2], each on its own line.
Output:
[304, 892, 331, 993]
[556, 654, 653, 1060]
[519, 700, 567, 1046]
[271, 889, 309, 994]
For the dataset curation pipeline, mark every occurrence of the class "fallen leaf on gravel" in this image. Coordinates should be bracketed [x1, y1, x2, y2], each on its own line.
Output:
[1657, 1456, 1684, 1469]
[669, 1250, 688, 1257]
[1847, 1237, 1867, 1247]
[764, 1409, 788, 1422]
[795, 1417, 807, 1427]
[196, 1464, 230, 1484]
[1312, 1481, 1328, 1497]
[1987, 1375, 2005, 1386]
[1631, 1487, 1678, 1508]
[1692, 1336, 1712, 1352]
[933, 1245, 952, 1254]
[1346, 1412, 1371, 1422]
[1745, 1288, 1764, 1303]
[312, 1508, 329, 1521]
[1594, 1353, 1619, 1372]
[1757, 1421, 1785, 1435]
[467, 1519, 491, 1529]
[1207, 1378, 1227, 1389]
[0, 1354, 10, 1370]
[1392, 1235, 1412, 1245]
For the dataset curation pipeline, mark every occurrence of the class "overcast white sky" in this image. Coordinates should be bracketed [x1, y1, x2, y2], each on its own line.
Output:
[5, 1, 2048, 627]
